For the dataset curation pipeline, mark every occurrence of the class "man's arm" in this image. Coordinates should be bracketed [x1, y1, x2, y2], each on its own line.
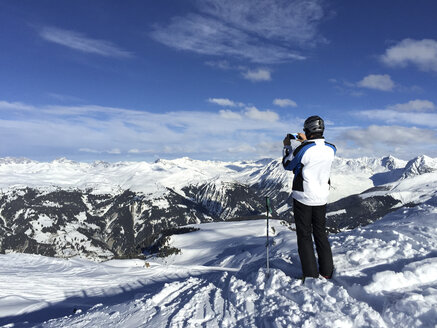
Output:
[282, 134, 305, 170]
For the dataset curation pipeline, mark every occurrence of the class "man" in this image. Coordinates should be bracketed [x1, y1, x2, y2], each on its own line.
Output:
[282, 115, 336, 280]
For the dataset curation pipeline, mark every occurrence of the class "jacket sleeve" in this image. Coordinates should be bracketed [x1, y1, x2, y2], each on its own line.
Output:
[282, 139, 301, 171]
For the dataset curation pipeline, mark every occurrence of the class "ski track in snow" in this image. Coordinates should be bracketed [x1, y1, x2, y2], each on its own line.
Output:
[1, 203, 437, 328]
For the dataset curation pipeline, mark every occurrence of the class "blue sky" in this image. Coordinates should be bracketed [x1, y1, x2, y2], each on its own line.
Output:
[1, 0, 436, 161]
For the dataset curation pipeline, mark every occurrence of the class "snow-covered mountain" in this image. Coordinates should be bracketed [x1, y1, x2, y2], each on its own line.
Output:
[0, 155, 436, 260]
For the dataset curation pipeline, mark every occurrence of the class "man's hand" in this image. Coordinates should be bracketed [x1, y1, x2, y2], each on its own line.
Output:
[297, 133, 307, 142]
[283, 135, 291, 146]
[284, 133, 307, 146]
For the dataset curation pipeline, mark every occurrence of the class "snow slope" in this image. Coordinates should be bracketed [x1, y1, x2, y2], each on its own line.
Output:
[329, 155, 407, 203]
[1, 198, 436, 327]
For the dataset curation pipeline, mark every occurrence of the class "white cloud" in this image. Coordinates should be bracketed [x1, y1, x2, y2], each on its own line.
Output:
[151, 15, 304, 64]
[0, 100, 295, 161]
[198, 0, 325, 44]
[206, 61, 274, 83]
[334, 100, 437, 158]
[219, 110, 242, 120]
[244, 106, 279, 122]
[357, 109, 437, 128]
[336, 125, 437, 158]
[273, 98, 297, 108]
[355, 100, 437, 128]
[357, 74, 395, 91]
[39, 27, 133, 58]
[4, 99, 434, 161]
[208, 98, 237, 107]
[150, 0, 326, 64]
[79, 148, 121, 154]
[0, 101, 35, 111]
[340, 125, 419, 147]
[242, 68, 272, 82]
[381, 39, 437, 72]
[78, 148, 100, 154]
[227, 144, 257, 153]
[387, 99, 435, 112]
[107, 148, 121, 154]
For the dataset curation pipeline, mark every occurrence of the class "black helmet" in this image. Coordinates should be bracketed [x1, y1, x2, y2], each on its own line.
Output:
[304, 115, 324, 135]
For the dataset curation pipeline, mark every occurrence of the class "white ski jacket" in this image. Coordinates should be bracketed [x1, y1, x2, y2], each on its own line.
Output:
[282, 138, 336, 206]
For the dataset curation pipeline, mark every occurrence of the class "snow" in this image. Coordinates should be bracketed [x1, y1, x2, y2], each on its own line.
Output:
[0, 157, 257, 197]
[326, 209, 346, 216]
[361, 170, 437, 206]
[1, 201, 436, 327]
[328, 156, 408, 203]
[1, 155, 437, 326]
[402, 155, 437, 179]
[0, 155, 418, 204]
[364, 257, 437, 293]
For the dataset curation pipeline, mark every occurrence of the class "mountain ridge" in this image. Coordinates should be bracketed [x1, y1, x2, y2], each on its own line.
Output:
[0, 154, 436, 261]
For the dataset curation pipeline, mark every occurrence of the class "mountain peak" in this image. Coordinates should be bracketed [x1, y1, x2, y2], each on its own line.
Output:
[52, 157, 77, 165]
[402, 155, 437, 179]
[381, 155, 406, 170]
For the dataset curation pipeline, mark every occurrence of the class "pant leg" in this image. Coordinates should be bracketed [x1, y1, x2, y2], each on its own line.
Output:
[312, 204, 334, 277]
[293, 199, 318, 277]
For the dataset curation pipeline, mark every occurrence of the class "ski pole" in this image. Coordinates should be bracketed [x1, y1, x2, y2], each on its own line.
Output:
[265, 196, 273, 277]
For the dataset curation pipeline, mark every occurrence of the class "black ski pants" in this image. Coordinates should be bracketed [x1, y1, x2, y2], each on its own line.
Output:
[293, 199, 333, 278]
